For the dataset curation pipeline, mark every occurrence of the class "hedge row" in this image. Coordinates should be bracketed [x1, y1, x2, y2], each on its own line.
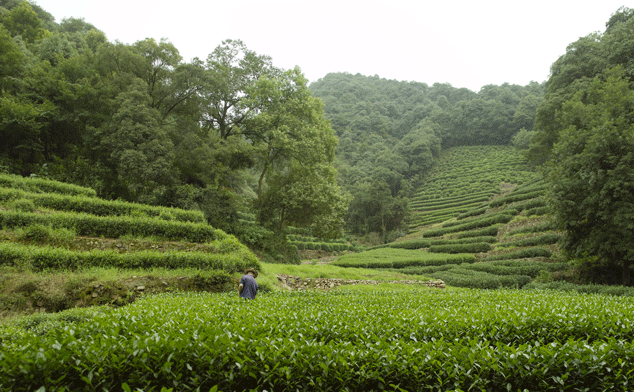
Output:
[429, 242, 492, 254]
[460, 260, 570, 278]
[455, 225, 502, 238]
[525, 206, 553, 216]
[333, 248, 476, 269]
[485, 247, 553, 261]
[0, 210, 226, 243]
[287, 235, 347, 244]
[291, 241, 354, 252]
[0, 242, 260, 272]
[410, 190, 494, 205]
[410, 196, 490, 211]
[442, 209, 518, 228]
[489, 190, 544, 208]
[523, 282, 634, 296]
[422, 215, 513, 238]
[456, 207, 487, 220]
[432, 268, 532, 289]
[501, 233, 562, 248]
[506, 221, 557, 236]
[398, 260, 569, 279]
[387, 236, 498, 250]
[514, 198, 548, 212]
[0, 174, 97, 197]
[0, 188, 205, 223]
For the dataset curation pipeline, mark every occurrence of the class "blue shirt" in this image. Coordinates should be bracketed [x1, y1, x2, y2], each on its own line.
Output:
[239, 274, 258, 299]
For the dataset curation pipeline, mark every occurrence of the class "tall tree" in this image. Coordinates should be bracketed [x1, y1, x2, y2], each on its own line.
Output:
[547, 66, 634, 285]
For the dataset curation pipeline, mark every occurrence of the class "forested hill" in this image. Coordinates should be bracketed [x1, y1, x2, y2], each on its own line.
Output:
[309, 73, 544, 239]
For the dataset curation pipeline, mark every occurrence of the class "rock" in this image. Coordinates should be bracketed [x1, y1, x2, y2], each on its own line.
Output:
[136, 286, 145, 291]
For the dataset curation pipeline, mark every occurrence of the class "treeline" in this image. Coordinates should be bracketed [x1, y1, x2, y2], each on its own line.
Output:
[309, 73, 543, 239]
[0, 1, 348, 257]
[528, 6, 634, 285]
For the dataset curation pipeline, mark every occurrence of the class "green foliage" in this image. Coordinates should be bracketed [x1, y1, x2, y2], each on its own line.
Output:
[0, 210, 227, 243]
[500, 233, 562, 248]
[489, 190, 544, 207]
[530, 7, 634, 164]
[422, 214, 512, 237]
[455, 225, 502, 238]
[0, 242, 259, 272]
[546, 66, 634, 285]
[428, 242, 492, 254]
[524, 281, 634, 296]
[334, 248, 476, 269]
[432, 268, 532, 289]
[1, 185, 205, 223]
[5, 290, 634, 390]
[15, 224, 76, 247]
[456, 207, 487, 220]
[485, 247, 553, 261]
[0, 174, 96, 197]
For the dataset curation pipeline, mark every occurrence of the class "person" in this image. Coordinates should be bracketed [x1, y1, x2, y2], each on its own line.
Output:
[238, 268, 258, 299]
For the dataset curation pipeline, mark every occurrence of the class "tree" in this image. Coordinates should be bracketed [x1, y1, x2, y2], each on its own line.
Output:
[201, 39, 278, 139]
[547, 67, 634, 285]
[99, 80, 176, 200]
[530, 7, 633, 164]
[246, 68, 347, 236]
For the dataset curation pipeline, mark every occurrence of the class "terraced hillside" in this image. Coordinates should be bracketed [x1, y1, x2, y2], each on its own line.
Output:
[409, 145, 538, 229]
[0, 174, 260, 315]
[336, 172, 570, 289]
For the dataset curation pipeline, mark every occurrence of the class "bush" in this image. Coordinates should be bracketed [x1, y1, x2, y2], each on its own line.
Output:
[432, 268, 532, 289]
[0, 242, 260, 272]
[457, 208, 487, 220]
[0, 210, 226, 243]
[456, 225, 502, 238]
[0, 173, 97, 197]
[501, 233, 562, 248]
[525, 206, 552, 216]
[523, 282, 634, 296]
[423, 215, 513, 238]
[485, 247, 553, 261]
[429, 243, 492, 254]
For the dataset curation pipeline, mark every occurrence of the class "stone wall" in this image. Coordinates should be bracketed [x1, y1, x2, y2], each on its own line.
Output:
[276, 274, 445, 290]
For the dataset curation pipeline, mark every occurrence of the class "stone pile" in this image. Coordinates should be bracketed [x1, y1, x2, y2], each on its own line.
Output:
[276, 274, 445, 291]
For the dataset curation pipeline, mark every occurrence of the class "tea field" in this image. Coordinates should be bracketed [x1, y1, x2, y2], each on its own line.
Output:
[2, 289, 634, 391]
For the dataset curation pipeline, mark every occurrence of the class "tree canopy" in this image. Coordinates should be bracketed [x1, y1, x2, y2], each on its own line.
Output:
[537, 7, 634, 285]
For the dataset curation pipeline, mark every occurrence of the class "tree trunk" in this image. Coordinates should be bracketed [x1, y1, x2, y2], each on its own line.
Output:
[623, 262, 631, 286]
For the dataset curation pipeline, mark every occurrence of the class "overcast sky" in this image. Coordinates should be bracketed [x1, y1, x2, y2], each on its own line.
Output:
[34, 0, 626, 92]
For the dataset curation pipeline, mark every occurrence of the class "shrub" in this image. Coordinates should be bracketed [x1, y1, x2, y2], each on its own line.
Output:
[485, 247, 553, 261]
[501, 233, 562, 248]
[457, 208, 487, 220]
[423, 215, 511, 238]
[0, 210, 226, 243]
[429, 243, 492, 254]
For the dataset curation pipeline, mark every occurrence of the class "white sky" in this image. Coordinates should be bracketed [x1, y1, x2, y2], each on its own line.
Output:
[34, 0, 627, 92]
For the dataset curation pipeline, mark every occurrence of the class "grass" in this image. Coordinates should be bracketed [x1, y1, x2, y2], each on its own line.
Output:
[258, 262, 431, 289]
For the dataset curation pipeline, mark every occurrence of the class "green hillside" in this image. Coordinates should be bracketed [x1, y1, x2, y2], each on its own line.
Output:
[0, 174, 261, 315]
[334, 150, 569, 289]
[408, 145, 538, 229]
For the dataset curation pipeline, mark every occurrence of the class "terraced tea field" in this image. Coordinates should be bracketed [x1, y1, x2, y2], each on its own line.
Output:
[3, 289, 634, 391]
[409, 145, 538, 229]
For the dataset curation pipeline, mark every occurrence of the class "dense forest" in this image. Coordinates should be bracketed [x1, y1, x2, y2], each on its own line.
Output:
[0, 0, 348, 260]
[0, 0, 543, 246]
[1, 1, 633, 283]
